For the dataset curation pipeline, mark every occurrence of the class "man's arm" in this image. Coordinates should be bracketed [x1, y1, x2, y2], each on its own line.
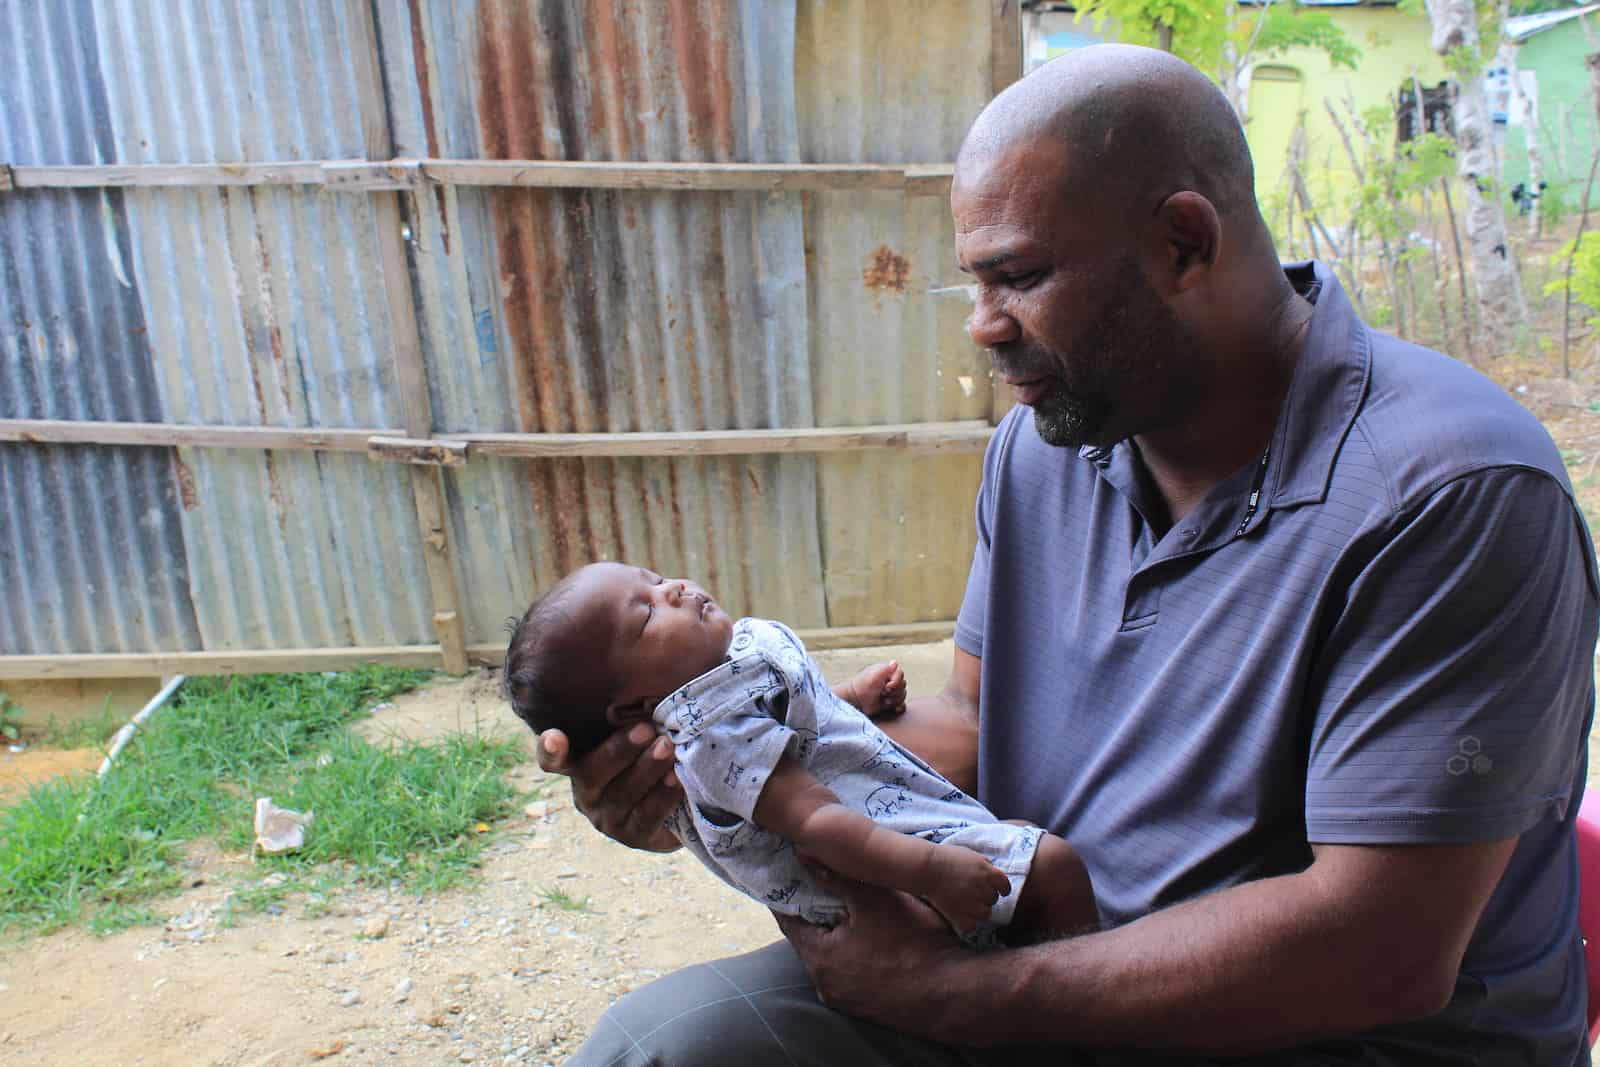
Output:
[873, 646, 982, 794]
[754, 754, 1010, 932]
[782, 835, 1517, 1054]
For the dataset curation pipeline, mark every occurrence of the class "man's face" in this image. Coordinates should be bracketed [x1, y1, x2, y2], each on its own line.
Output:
[953, 141, 1197, 449]
[569, 562, 734, 719]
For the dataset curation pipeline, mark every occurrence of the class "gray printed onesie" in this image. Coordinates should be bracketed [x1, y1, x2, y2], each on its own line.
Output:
[655, 617, 1043, 937]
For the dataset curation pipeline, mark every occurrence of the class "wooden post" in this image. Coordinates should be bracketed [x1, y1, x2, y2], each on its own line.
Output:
[350, 4, 469, 674]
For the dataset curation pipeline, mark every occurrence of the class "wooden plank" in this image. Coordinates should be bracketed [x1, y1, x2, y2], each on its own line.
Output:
[0, 646, 449, 679]
[425, 160, 939, 193]
[0, 418, 994, 458]
[464, 621, 957, 666]
[0, 620, 957, 679]
[462, 421, 994, 458]
[348, 2, 470, 677]
[990, 0, 1023, 98]
[434, 612, 468, 675]
[5, 160, 956, 195]
[366, 435, 469, 466]
[8, 162, 324, 188]
[0, 418, 383, 452]
[323, 159, 421, 191]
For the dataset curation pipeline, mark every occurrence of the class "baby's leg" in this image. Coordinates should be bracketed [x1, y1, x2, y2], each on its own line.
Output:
[1008, 833, 1097, 943]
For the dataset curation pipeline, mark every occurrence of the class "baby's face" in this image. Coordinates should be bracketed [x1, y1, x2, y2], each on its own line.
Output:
[569, 562, 734, 718]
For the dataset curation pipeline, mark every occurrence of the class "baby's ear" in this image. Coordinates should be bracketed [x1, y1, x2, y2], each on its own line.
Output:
[605, 696, 659, 725]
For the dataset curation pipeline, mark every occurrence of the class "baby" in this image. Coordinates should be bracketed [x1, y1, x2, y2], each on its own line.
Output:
[505, 562, 1095, 941]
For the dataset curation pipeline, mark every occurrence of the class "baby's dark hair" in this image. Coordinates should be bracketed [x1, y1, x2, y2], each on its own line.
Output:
[503, 573, 621, 758]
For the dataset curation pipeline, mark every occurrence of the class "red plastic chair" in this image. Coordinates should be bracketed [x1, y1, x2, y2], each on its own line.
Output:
[1575, 792, 1600, 1046]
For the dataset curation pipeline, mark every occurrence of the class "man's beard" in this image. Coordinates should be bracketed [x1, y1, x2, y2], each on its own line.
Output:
[992, 260, 1189, 450]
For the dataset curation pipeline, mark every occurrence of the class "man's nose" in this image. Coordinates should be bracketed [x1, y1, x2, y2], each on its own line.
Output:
[966, 292, 1019, 349]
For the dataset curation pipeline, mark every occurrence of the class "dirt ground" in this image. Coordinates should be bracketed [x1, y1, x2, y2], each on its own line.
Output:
[0, 644, 954, 1066]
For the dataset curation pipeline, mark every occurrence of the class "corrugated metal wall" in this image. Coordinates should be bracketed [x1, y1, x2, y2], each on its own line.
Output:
[0, 0, 998, 663]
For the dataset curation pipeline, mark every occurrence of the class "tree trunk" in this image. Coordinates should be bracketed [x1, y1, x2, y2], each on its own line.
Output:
[1506, 48, 1542, 238]
[1426, 0, 1522, 354]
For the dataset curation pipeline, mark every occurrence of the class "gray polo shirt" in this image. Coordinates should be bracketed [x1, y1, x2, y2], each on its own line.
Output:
[956, 262, 1599, 1065]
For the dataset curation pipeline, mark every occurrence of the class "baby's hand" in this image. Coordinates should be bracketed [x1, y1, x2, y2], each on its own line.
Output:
[923, 844, 1011, 935]
[838, 660, 907, 719]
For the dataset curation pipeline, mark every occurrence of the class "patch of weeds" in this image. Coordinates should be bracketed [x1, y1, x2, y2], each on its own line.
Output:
[0, 665, 439, 934]
[0, 694, 24, 743]
[540, 886, 591, 912]
[87, 903, 160, 936]
[41, 698, 124, 750]
[257, 732, 523, 895]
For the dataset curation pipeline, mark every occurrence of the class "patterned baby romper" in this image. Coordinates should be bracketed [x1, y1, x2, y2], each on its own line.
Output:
[655, 617, 1043, 938]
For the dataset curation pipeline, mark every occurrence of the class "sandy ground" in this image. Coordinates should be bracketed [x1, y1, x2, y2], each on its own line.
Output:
[0, 643, 956, 1067]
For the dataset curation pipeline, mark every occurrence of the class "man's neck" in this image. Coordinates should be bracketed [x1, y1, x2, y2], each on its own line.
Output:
[1134, 291, 1314, 527]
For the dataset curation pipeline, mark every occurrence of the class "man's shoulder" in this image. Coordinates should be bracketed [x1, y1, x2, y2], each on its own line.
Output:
[1350, 331, 1570, 506]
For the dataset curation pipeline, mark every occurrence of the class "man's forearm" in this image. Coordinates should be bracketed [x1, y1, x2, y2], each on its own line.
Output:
[908, 859, 1473, 1054]
[878, 693, 979, 794]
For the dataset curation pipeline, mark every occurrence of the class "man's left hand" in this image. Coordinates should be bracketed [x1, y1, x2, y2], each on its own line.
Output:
[775, 876, 970, 1037]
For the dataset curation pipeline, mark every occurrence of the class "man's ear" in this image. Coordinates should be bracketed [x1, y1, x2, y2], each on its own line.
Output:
[606, 696, 659, 726]
[1153, 190, 1221, 294]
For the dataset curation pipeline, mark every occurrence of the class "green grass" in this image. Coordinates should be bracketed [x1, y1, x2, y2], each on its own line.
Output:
[39, 698, 125, 750]
[0, 666, 526, 935]
[539, 886, 591, 912]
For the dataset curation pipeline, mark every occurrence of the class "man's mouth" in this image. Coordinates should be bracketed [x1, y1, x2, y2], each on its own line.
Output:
[1004, 376, 1049, 406]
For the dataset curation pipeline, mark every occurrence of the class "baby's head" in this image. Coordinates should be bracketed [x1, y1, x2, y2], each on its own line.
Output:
[504, 562, 734, 756]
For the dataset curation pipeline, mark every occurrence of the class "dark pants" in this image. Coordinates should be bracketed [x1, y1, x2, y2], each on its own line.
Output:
[564, 940, 1100, 1067]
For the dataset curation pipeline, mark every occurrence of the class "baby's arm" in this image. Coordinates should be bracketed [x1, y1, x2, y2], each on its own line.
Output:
[752, 755, 1009, 933]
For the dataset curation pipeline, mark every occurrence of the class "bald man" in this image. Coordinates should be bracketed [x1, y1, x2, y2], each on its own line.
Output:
[539, 46, 1598, 1065]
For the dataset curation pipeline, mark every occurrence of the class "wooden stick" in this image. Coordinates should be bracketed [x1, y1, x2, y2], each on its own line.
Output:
[0, 622, 958, 679]
[461, 421, 994, 457]
[990, 0, 1022, 97]
[350, 3, 469, 677]
[1562, 146, 1600, 378]
[0, 418, 381, 451]
[0, 418, 995, 458]
[4, 159, 955, 195]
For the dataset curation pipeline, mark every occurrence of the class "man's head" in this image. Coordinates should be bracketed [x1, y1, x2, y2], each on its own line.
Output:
[953, 45, 1269, 449]
[504, 562, 734, 757]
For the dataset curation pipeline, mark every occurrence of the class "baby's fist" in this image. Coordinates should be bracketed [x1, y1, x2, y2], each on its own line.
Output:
[846, 660, 907, 720]
[925, 846, 1011, 935]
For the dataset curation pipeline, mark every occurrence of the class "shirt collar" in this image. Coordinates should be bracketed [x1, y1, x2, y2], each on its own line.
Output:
[1267, 260, 1370, 510]
[1077, 260, 1370, 540]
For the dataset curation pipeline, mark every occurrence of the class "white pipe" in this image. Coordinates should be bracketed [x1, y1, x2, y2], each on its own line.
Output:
[96, 674, 187, 779]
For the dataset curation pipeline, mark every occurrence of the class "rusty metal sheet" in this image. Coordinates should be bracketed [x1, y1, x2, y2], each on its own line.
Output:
[89, 0, 437, 650]
[389, 0, 827, 631]
[798, 0, 995, 625]
[0, 2, 200, 656]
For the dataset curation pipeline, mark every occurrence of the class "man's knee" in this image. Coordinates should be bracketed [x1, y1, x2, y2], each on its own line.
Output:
[566, 943, 818, 1066]
[564, 941, 967, 1067]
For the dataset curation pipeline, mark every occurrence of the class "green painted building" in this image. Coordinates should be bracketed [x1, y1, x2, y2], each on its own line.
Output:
[1242, 1, 1446, 229]
[1501, 6, 1600, 212]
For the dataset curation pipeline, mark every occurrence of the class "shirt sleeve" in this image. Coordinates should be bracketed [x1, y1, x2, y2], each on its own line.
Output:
[955, 418, 1008, 658]
[1305, 468, 1599, 844]
[669, 652, 800, 824]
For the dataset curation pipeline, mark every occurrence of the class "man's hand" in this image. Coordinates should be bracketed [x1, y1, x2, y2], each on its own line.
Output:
[776, 876, 971, 1038]
[923, 845, 1011, 934]
[535, 723, 683, 853]
[834, 660, 908, 719]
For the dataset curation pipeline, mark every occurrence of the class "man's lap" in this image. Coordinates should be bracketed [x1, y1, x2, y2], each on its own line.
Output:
[564, 940, 997, 1067]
